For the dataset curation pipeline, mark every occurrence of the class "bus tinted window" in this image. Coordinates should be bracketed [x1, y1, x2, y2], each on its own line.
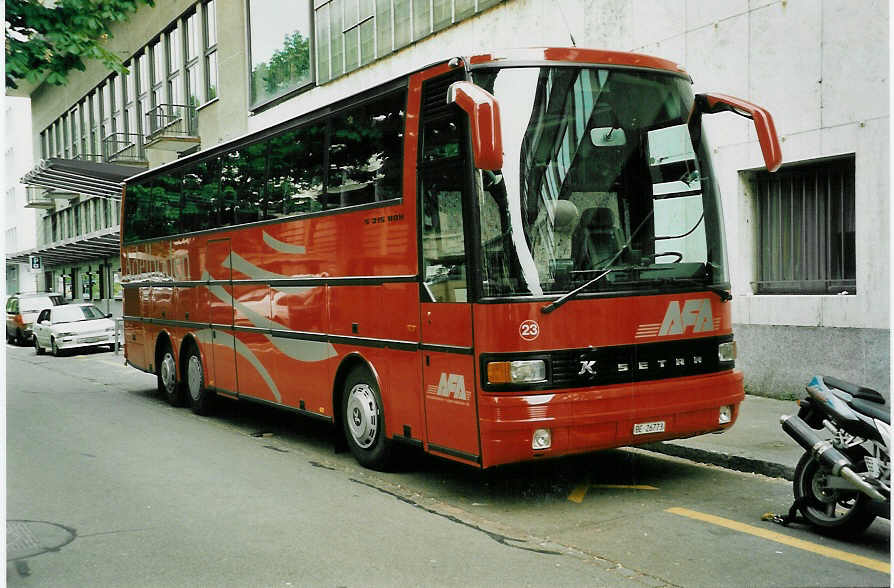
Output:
[153, 172, 182, 237]
[226, 141, 269, 225]
[181, 158, 220, 233]
[327, 91, 405, 209]
[267, 124, 325, 216]
[123, 181, 153, 243]
[218, 149, 244, 227]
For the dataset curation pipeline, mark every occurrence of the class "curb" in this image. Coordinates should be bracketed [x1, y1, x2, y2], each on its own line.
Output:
[639, 441, 795, 481]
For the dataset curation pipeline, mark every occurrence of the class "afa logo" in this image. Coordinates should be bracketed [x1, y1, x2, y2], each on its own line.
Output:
[434, 372, 468, 402]
[658, 298, 714, 336]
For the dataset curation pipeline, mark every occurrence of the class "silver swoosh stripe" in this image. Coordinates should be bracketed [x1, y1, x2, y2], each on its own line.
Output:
[263, 231, 306, 255]
[226, 252, 290, 280]
[202, 272, 338, 363]
[194, 328, 282, 403]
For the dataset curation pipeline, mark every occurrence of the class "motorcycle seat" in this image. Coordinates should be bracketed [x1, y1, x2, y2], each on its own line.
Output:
[850, 398, 891, 425]
[824, 376, 886, 404]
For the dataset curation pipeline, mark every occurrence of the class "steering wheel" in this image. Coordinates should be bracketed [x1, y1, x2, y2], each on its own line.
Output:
[650, 251, 683, 263]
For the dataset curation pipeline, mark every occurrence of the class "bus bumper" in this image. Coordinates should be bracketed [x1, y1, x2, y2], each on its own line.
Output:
[477, 370, 744, 468]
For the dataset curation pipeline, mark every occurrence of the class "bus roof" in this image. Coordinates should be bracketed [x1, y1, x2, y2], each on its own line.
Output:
[466, 47, 688, 77]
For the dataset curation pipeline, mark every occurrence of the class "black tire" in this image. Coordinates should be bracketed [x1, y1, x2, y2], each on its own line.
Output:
[341, 366, 391, 470]
[34, 336, 44, 355]
[184, 344, 214, 415]
[794, 450, 876, 537]
[157, 342, 184, 406]
[15, 329, 24, 346]
[50, 337, 61, 357]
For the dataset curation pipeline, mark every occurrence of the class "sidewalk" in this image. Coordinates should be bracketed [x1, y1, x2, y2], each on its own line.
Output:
[641, 395, 804, 480]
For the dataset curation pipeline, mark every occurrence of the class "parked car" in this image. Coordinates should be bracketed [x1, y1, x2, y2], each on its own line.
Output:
[33, 304, 117, 357]
[5, 293, 65, 345]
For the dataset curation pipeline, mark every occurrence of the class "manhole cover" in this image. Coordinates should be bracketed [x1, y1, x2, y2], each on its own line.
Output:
[7, 520, 76, 561]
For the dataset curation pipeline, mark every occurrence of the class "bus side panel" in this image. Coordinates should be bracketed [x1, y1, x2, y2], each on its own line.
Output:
[233, 284, 280, 403]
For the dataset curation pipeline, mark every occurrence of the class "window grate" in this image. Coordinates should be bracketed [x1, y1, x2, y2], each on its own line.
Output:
[751, 156, 856, 294]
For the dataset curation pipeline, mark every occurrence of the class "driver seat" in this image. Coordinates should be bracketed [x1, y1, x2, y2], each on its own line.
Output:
[573, 207, 625, 269]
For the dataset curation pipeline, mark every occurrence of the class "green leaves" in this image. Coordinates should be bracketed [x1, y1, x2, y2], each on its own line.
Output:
[5, 0, 154, 89]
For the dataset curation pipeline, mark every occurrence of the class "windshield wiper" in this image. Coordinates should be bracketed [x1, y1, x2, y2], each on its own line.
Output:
[636, 277, 732, 302]
[541, 210, 655, 315]
[541, 268, 614, 314]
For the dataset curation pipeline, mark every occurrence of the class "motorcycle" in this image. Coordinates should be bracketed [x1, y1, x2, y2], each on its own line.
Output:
[779, 375, 890, 537]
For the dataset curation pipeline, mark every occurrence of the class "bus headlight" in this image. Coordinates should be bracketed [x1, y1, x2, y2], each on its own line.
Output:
[718, 341, 737, 362]
[487, 360, 547, 385]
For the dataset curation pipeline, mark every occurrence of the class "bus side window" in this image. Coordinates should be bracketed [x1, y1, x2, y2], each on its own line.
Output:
[420, 107, 469, 303]
[181, 158, 220, 233]
[267, 124, 325, 217]
[327, 90, 405, 210]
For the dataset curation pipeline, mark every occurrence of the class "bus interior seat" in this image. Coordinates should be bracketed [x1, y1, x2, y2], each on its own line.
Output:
[573, 207, 625, 269]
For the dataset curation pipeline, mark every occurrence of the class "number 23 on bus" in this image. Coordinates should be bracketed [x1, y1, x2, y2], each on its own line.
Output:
[120, 48, 781, 470]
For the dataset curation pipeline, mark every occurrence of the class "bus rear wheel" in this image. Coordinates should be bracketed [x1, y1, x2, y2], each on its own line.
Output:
[157, 343, 183, 406]
[342, 366, 391, 470]
[185, 344, 214, 415]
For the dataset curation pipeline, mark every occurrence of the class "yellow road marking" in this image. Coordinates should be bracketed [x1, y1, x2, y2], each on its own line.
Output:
[667, 507, 890, 574]
[567, 483, 589, 503]
[568, 483, 659, 503]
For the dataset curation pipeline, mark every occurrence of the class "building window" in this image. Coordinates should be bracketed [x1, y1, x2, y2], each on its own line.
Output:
[6, 188, 15, 217]
[247, 0, 312, 110]
[166, 25, 183, 109]
[314, 0, 505, 84]
[203, 0, 218, 101]
[185, 9, 201, 106]
[751, 156, 856, 294]
[5, 227, 16, 252]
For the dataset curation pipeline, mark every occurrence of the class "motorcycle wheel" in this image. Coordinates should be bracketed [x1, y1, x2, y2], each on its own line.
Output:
[793, 449, 877, 538]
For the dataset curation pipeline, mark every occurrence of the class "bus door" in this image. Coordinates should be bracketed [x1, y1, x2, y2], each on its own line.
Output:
[206, 238, 237, 395]
[419, 148, 480, 464]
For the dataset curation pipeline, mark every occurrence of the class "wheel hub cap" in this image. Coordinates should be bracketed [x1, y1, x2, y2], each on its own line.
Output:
[188, 356, 202, 401]
[161, 353, 176, 393]
[346, 384, 378, 449]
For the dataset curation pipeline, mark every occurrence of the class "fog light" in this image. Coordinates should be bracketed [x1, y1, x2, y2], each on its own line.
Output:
[718, 405, 733, 424]
[718, 341, 737, 362]
[532, 428, 552, 450]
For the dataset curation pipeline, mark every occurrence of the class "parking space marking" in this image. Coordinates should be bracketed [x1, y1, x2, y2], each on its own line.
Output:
[667, 507, 890, 574]
[568, 483, 659, 503]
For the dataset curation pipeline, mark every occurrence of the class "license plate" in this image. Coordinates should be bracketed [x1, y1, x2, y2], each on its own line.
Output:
[633, 421, 666, 435]
[81, 336, 103, 343]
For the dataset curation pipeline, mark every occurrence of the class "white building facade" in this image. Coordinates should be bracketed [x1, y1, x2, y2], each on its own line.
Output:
[13, 0, 889, 397]
[4, 96, 37, 295]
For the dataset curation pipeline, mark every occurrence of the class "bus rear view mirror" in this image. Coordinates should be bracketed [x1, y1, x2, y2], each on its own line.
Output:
[692, 93, 782, 172]
[447, 81, 503, 170]
[589, 126, 627, 147]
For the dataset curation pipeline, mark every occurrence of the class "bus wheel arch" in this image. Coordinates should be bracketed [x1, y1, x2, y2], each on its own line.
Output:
[333, 354, 392, 470]
[155, 331, 183, 406]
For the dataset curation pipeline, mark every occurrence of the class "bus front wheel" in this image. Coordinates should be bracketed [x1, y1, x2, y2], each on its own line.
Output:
[185, 345, 214, 415]
[342, 367, 391, 470]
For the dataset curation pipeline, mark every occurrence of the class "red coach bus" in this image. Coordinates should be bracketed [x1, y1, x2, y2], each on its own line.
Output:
[120, 48, 781, 470]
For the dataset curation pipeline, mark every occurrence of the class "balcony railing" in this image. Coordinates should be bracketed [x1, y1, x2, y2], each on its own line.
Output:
[144, 103, 200, 152]
[102, 132, 147, 165]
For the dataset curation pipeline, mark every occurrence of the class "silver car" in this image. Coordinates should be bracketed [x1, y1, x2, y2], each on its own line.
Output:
[33, 304, 117, 356]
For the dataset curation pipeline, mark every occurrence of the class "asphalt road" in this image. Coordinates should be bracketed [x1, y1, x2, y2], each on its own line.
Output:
[5, 342, 890, 587]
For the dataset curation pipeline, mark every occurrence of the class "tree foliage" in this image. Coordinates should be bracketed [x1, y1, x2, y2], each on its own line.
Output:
[6, 0, 154, 90]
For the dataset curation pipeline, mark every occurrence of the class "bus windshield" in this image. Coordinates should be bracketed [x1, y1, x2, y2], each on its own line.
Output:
[470, 66, 728, 299]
